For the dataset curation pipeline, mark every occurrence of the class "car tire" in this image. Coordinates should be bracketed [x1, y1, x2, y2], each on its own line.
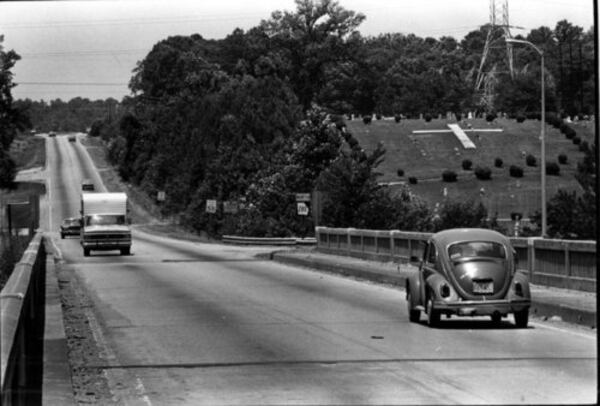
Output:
[406, 290, 421, 323]
[426, 295, 440, 327]
[83, 248, 90, 257]
[120, 248, 130, 256]
[491, 313, 502, 324]
[514, 309, 529, 328]
[61, 233, 65, 239]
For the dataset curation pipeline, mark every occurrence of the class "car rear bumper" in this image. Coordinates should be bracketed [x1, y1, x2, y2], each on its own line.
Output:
[81, 240, 131, 250]
[434, 298, 530, 316]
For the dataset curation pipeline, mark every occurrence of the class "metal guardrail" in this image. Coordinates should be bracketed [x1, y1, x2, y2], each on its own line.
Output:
[1, 232, 46, 405]
[315, 227, 597, 292]
[222, 235, 317, 246]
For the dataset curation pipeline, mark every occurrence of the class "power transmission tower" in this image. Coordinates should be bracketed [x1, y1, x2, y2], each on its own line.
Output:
[475, 0, 516, 111]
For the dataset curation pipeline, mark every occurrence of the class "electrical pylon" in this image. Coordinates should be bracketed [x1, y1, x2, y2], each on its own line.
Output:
[475, 0, 516, 111]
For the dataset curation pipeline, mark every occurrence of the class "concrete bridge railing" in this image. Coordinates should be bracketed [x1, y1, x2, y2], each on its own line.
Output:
[315, 227, 596, 292]
[1, 232, 46, 405]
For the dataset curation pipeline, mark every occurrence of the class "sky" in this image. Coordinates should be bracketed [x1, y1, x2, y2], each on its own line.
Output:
[0, 0, 595, 102]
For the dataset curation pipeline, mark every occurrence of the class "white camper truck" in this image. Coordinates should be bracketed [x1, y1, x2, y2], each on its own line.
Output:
[80, 192, 132, 256]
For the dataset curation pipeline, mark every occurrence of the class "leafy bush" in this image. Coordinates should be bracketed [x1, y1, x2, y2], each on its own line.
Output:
[559, 122, 569, 134]
[485, 112, 496, 122]
[546, 112, 564, 128]
[546, 162, 560, 176]
[442, 170, 457, 182]
[375, 113, 382, 120]
[509, 165, 524, 178]
[347, 136, 359, 149]
[424, 113, 432, 122]
[525, 154, 537, 167]
[572, 136, 581, 145]
[530, 190, 596, 239]
[362, 115, 372, 124]
[397, 168, 404, 177]
[434, 199, 489, 232]
[474, 166, 492, 180]
[494, 157, 503, 168]
[558, 154, 568, 164]
[461, 159, 472, 170]
[516, 113, 526, 123]
[408, 176, 418, 184]
[510, 212, 523, 221]
[394, 115, 401, 123]
[579, 140, 589, 152]
[564, 127, 576, 139]
[0, 150, 17, 189]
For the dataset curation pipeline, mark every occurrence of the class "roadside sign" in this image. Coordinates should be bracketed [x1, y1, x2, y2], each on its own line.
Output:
[157, 191, 166, 201]
[223, 201, 239, 214]
[297, 202, 309, 216]
[206, 199, 217, 214]
[295, 193, 311, 202]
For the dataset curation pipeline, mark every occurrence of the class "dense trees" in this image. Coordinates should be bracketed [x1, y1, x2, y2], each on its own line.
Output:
[13, 97, 118, 133]
[1, 35, 28, 188]
[11, 1, 595, 237]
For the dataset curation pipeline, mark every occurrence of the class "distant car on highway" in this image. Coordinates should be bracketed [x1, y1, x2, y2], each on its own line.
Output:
[48, 131, 56, 137]
[81, 179, 95, 191]
[68, 134, 76, 142]
[60, 217, 82, 239]
[405, 228, 531, 328]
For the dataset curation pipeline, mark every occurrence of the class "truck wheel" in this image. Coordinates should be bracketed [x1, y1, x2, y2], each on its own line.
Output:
[121, 248, 130, 255]
[61, 233, 65, 239]
[83, 248, 90, 257]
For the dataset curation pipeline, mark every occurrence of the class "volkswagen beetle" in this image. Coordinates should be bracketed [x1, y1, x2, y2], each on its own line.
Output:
[406, 228, 531, 327]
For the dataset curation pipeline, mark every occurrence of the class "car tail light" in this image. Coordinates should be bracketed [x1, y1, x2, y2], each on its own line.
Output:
[440, 283, 451, 298]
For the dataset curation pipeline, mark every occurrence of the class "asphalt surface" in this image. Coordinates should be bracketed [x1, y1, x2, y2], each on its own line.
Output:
[22, 133, 599, 404]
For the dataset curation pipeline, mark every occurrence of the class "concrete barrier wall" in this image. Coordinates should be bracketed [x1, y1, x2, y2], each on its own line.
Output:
[316, 227, 596, 292]
[1, 233, 45, 406]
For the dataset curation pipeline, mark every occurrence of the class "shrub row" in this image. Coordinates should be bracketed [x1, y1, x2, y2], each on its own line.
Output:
[440, 161, 562, 182]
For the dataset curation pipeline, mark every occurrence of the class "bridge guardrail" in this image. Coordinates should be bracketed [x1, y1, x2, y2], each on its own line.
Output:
[316, 227, 596, 292]
[1, 232, 45, 405]
[222, 235, 316, 246]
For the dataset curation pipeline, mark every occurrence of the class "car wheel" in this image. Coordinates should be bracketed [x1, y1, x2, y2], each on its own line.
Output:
[83, 248, 90, 257]
[61, 233, 65, 239]
[514, 309, 529, 328]
[120, 248, 130, 255]
[491, 313, 502, 324]
[426, 295, 440, 327]
[406, 290, 421, 323]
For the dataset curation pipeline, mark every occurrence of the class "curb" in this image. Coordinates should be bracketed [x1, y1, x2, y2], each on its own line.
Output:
[43, 236, 76, 405]
[268, 250, 596, 328]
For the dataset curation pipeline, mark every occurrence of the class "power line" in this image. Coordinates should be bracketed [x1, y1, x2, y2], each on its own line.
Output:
[1, 12, 270, 29]
[16, 81, 127, 86]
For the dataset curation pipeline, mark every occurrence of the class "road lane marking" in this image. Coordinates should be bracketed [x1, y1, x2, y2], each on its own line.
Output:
[529, 320, 597, 340]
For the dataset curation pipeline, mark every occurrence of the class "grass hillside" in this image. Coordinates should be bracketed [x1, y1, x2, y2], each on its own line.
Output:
[346, 117, 595, 219]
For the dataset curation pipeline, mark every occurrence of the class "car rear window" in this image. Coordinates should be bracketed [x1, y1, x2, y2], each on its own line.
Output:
[448, 241, 506, 260]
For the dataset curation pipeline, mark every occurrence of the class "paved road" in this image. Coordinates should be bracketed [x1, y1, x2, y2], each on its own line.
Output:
[46, 133, 597, 405]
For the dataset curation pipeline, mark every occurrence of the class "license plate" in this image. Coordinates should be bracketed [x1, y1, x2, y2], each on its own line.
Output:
[473, 281, 493, 294]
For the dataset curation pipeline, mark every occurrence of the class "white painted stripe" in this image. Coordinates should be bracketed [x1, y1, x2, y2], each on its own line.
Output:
[412, 129, 453, 133]
[447, 123, 476, 149]
[529, 321, 597, 340]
